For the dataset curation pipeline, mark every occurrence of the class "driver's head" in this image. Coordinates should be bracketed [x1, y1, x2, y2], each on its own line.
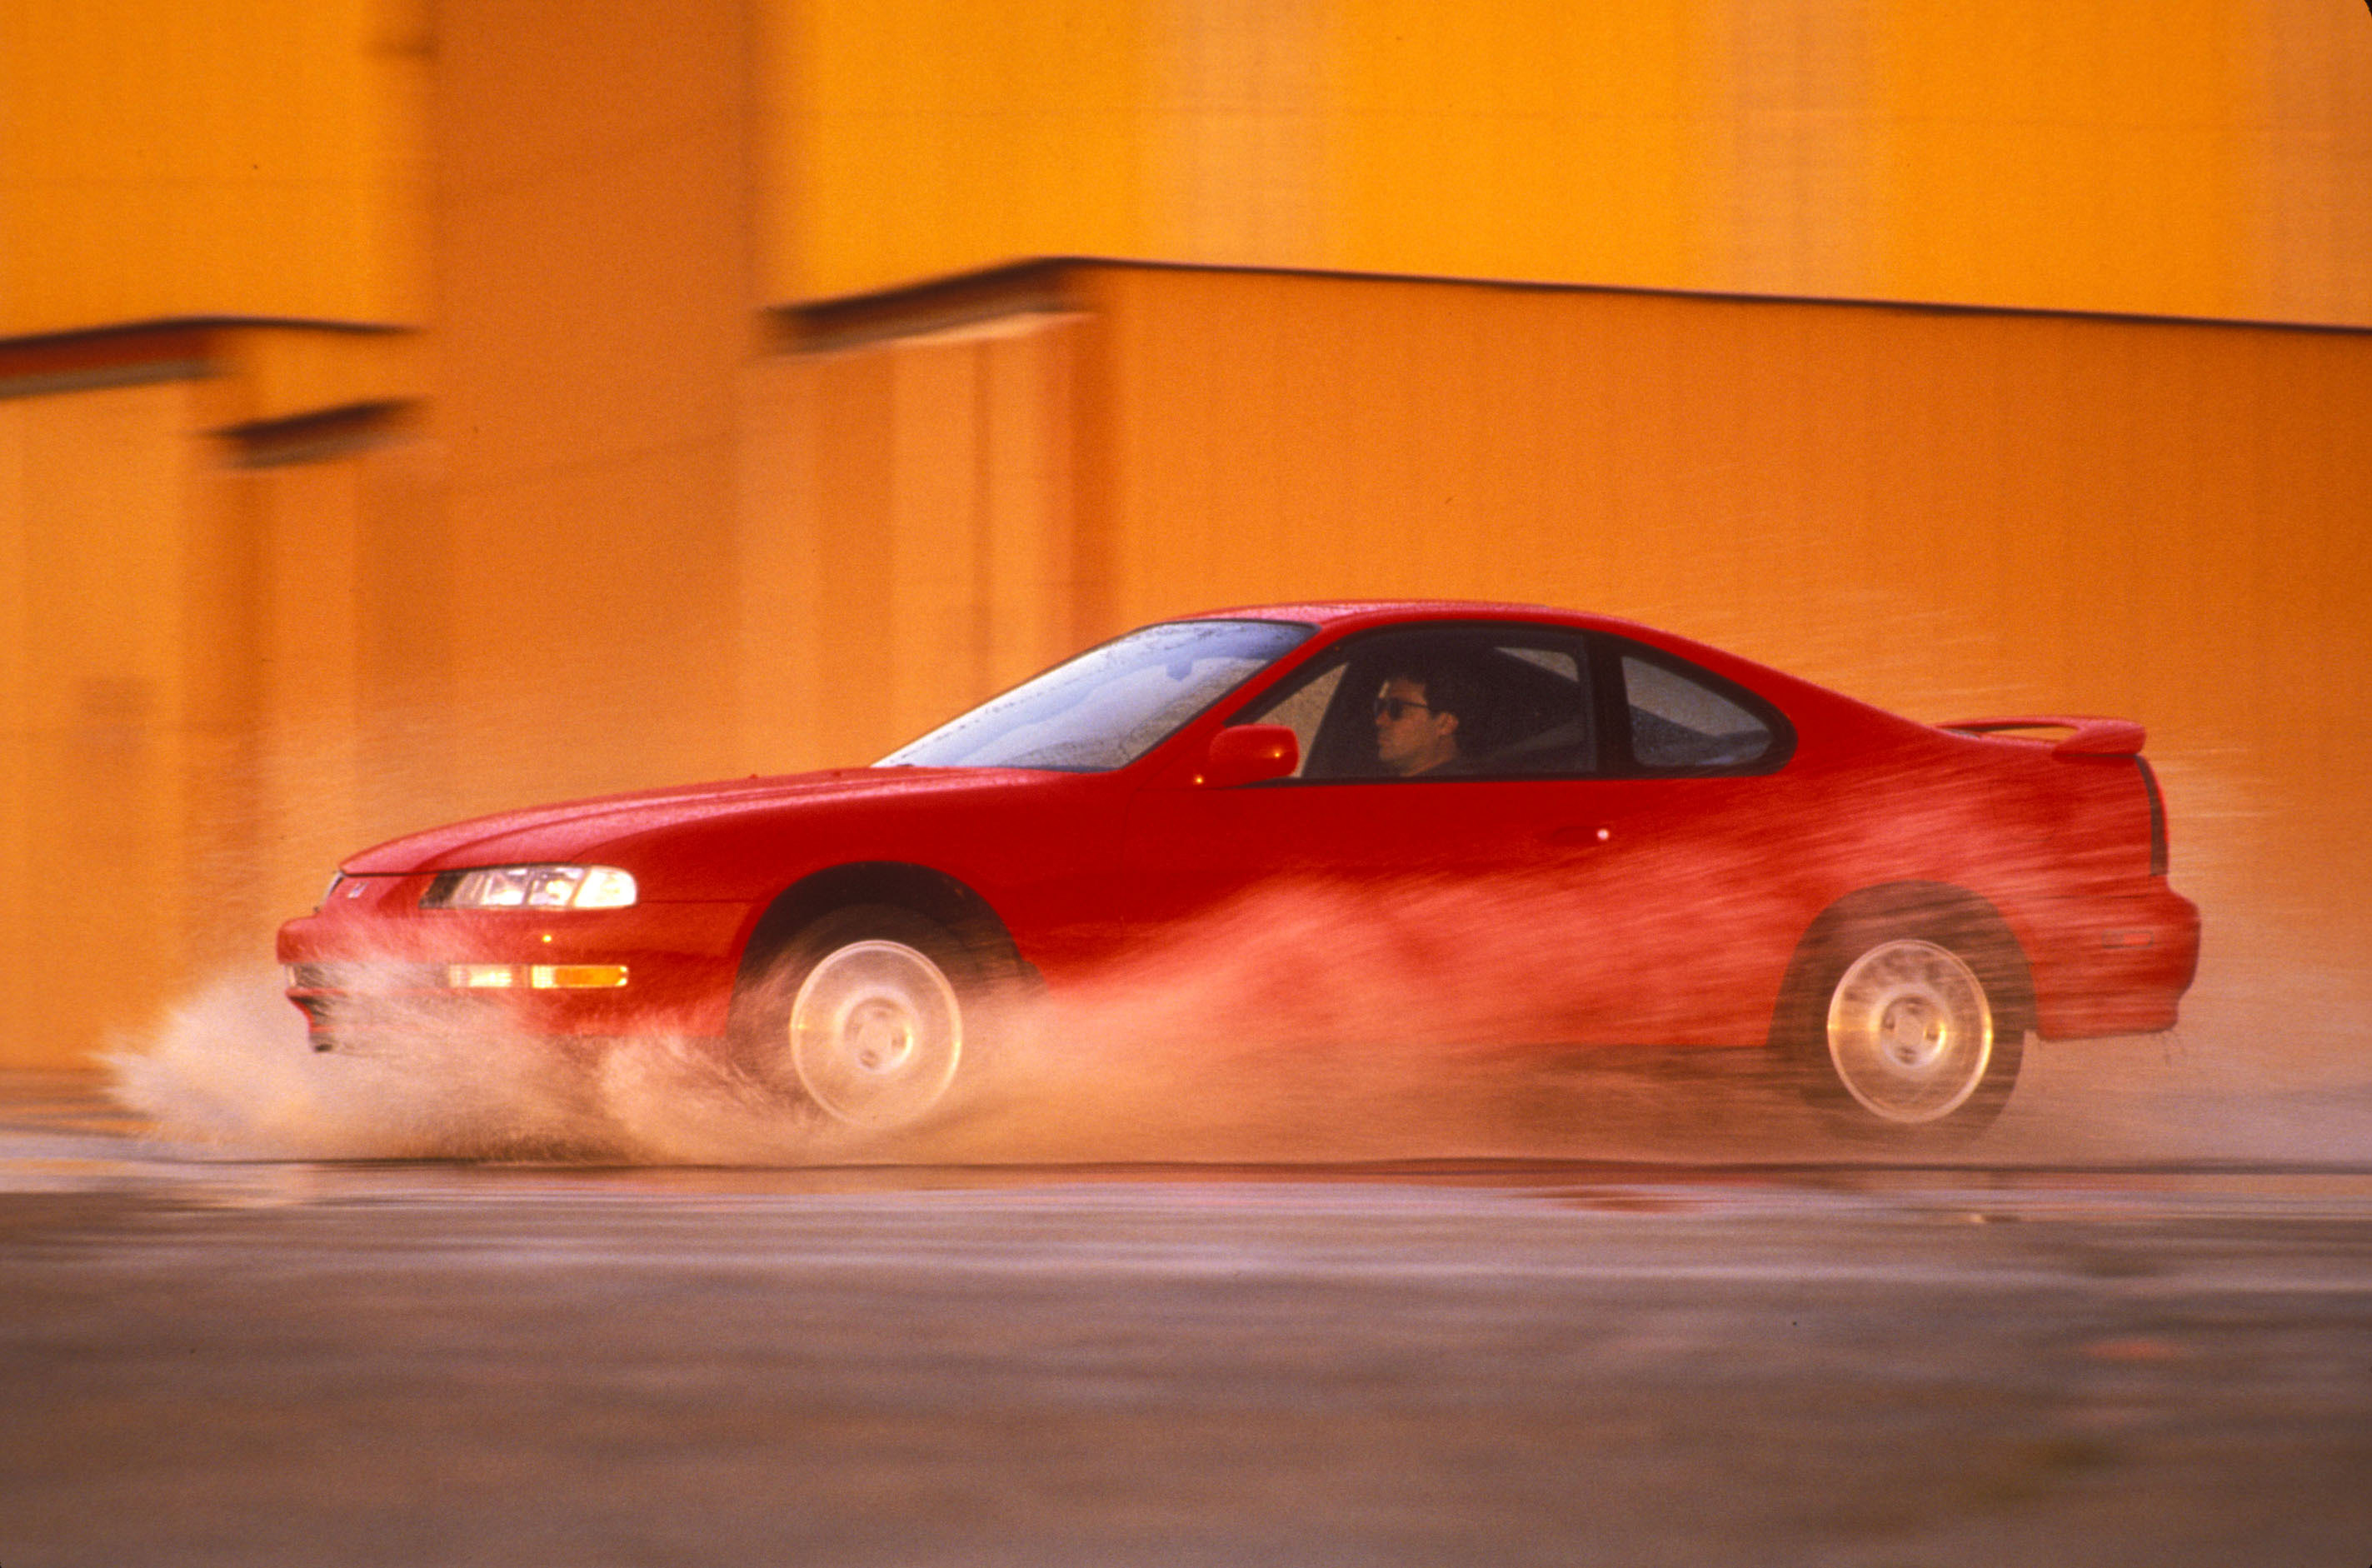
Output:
[1374, 663, 1476, 776]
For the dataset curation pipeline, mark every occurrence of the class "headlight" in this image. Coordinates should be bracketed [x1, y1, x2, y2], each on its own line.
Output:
[422, 865, 638, 911]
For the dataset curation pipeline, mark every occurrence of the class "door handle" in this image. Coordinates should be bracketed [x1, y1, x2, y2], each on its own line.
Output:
[1546, 824, 1613, 847]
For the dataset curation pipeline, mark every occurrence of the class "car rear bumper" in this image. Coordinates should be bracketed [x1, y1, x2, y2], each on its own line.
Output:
[2018, 881, 2201, 1040]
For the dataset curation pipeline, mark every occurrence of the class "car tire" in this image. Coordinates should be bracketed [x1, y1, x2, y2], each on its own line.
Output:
[732, 904, 982, 1129]
[1782, 906, 2029, 1137]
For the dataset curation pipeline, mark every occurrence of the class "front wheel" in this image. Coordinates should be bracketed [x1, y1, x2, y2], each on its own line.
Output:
[1785, 911, 2029, 1136]
[734, 906, 978, 1128]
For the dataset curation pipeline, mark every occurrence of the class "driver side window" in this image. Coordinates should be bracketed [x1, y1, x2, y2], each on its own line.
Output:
[1239, 627, 1597, 781]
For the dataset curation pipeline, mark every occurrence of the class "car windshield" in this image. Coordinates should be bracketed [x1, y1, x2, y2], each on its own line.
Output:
[878, 619, 1315, 772]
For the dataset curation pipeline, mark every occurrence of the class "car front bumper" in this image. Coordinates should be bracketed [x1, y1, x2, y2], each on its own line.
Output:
[277, 872, 752, 1050]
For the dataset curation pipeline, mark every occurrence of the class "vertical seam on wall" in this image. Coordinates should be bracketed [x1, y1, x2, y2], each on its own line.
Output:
[970, 337, 995, 698]
[1065, 265, 1116, 648]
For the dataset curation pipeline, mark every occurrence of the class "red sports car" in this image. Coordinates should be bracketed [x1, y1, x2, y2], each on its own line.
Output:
[279, 602, 2199, 1136]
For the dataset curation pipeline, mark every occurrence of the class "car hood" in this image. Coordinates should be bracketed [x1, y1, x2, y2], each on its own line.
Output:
[339, 766, 1062, 876]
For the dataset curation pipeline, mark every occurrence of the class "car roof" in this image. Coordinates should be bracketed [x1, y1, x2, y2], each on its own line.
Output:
[1171, 600, 1719, 649]
[1178, 600, 1620, 632]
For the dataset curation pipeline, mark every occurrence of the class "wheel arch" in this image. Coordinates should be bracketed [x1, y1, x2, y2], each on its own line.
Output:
[1769, 880, 2037, 1049]
[734, 861, 1027, 992]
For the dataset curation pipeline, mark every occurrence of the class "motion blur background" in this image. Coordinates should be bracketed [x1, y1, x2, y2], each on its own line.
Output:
[2, 0, 2366, 1072]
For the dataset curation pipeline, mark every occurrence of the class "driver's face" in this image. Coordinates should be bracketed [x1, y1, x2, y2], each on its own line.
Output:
[1375, 677, 1457, 775]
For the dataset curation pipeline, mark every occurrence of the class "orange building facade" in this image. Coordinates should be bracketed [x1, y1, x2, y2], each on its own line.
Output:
[4, 1, 2368, 1066]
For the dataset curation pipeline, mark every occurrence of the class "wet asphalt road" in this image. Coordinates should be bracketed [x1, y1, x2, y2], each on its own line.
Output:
[2, 1070, 2369, 1568]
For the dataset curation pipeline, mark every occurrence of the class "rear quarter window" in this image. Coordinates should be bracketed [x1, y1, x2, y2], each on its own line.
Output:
[1616, 650, 1789, 773]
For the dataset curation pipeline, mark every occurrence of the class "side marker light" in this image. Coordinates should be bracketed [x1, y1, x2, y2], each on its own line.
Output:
[531, 965, 629, 990]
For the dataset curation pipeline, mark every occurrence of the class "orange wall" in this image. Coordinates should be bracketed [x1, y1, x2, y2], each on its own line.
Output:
[0, 0, 778, 1066]
[773, 0, 2372, 326]
[0, 0, 423, 337]
[1872, 3, 2249, 320]
[7, 1, 2365, 333]
[1, 380, 211, 1062]
[424, 0, 757, 816]
[0, 339, 439, 1067]
[740, 313, 1093, 770]
[247, 430, 450, 932]
[772, 0, 1155, 301]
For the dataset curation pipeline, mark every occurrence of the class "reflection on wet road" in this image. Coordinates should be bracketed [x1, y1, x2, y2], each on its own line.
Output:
[3, 1071, 2369, 1568]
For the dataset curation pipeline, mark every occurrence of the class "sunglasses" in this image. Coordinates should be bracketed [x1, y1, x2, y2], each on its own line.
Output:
[1373, 697, 1434, 721]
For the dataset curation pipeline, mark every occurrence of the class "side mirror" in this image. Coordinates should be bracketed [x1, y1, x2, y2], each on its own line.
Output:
[1198, 724, 1299, 788]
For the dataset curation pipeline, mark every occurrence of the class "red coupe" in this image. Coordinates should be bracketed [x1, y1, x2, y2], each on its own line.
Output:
[279, 602, 2200, 1136]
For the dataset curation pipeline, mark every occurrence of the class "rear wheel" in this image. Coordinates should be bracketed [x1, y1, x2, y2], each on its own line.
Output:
[1785, 905, 2029, 1136]
[734, 905, 979, 1128]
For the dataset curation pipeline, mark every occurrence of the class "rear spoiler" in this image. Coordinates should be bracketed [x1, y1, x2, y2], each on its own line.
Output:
[1947, 715, 2168, 875]
[1942, 716, 2146, 757]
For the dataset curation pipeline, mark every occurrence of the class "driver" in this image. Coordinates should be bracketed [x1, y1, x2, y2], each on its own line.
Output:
[1374, 663, 1479, 777]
